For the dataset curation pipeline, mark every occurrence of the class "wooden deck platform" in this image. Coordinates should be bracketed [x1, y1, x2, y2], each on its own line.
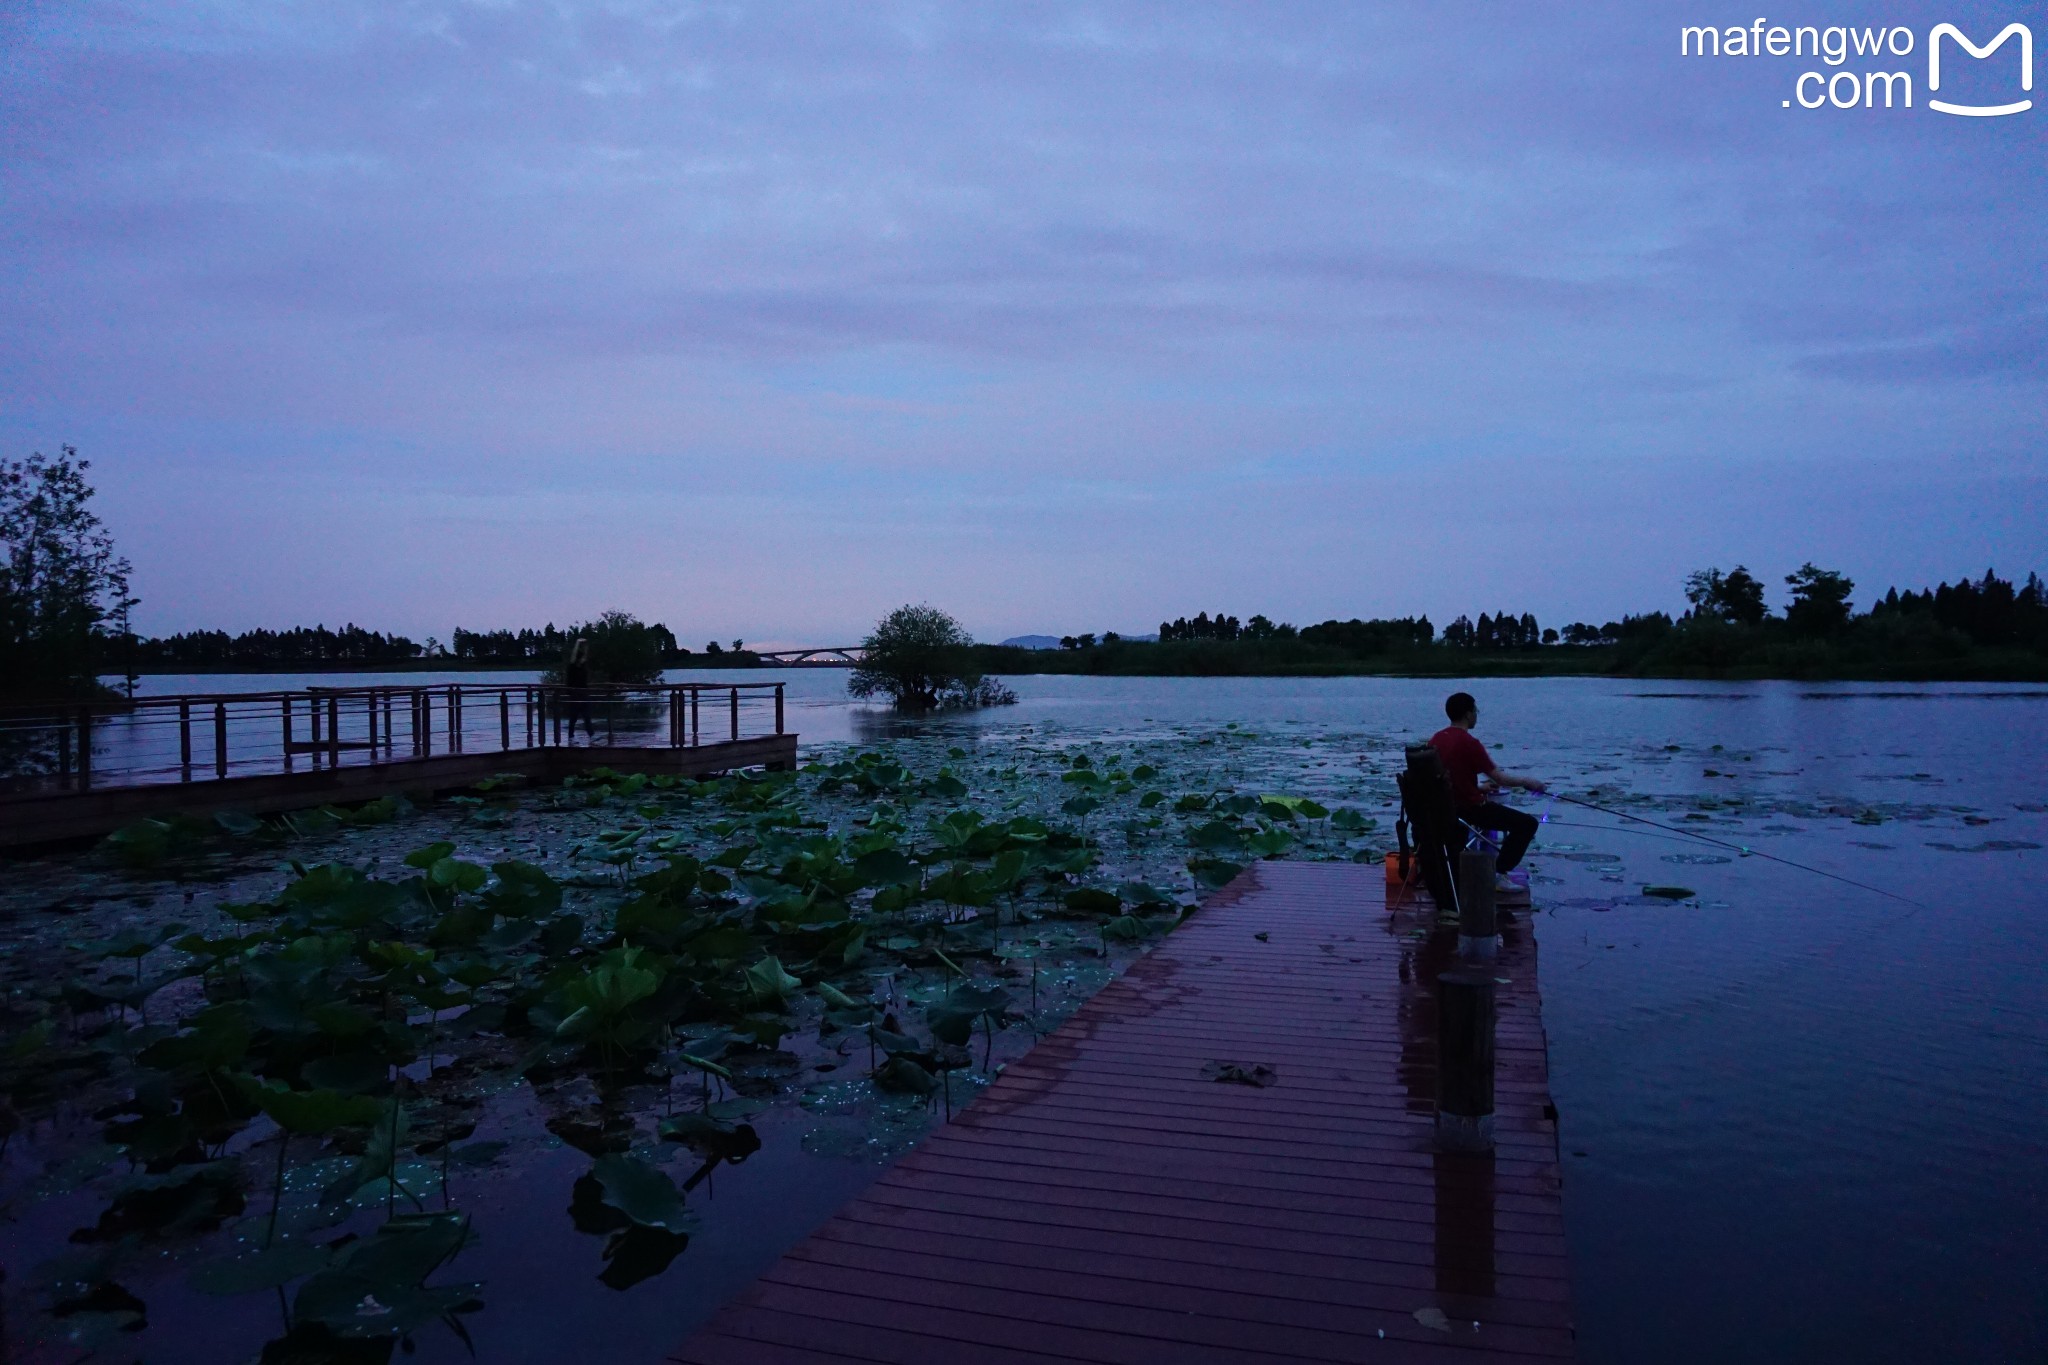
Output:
[674, 859, 1573, 1365]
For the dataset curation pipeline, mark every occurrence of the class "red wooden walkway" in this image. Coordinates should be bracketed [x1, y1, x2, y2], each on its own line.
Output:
[674, 860, 1574, 1364]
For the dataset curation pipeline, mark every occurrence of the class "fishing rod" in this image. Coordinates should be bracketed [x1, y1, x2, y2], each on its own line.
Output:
[1549, 791, 1929, 909]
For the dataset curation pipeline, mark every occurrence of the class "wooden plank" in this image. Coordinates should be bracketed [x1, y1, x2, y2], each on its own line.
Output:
[674, 860, 1574, 1363]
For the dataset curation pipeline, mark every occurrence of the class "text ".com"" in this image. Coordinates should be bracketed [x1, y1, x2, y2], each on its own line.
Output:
[1680, 19, 2033, 114]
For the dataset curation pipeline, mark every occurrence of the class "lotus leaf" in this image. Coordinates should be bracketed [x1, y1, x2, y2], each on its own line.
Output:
[589, 1154, 697, 1235]
[191, 1241, 332, 1296]
[402, 842, 457, 870]
[242, 1080, 384, 1135]
[873, 1055, 940, 1095]
[1189, 857, 1245, 890]
[293, 1212, 479, 1338]
[744, 955, 802, 1005]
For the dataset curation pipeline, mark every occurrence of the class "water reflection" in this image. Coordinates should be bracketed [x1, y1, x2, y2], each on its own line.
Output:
[1432, 1149, 1498, 1300]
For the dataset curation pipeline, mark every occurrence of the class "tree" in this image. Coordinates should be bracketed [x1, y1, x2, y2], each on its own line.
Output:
[543, 610, 667, 685]
[847, 604, 994, 710]
[1783, 563, 1854, 637]
[0, 447, 137, 699]
[1684, 565, 1768, 626]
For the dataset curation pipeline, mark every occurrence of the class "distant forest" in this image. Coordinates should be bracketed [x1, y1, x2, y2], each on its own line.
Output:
[130, 619, 758, 669]
[111, 565, 2048, 683]
[995, 566, 2048, 680]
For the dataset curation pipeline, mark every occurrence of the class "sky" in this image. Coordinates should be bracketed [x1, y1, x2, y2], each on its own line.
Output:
[2, 1, 2043, 646]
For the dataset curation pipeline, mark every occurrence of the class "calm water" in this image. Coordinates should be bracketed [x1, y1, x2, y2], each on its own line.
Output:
[76, 672, 2048, 1360]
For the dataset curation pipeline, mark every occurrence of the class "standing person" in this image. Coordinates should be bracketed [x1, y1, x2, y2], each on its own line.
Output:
[563, 638, 596, 742]
[1429, 692, 1546, 890]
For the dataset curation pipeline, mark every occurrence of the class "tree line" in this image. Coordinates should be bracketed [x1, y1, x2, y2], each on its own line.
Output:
[6, 444, 2045, 698]
[1005, 562, 2048, 679]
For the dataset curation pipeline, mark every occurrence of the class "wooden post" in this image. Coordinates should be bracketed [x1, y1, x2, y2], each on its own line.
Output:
[449, 687, 462, 753]
[552, 689, 562, 745]
[77, 707, 92, 788]
[691, 689, 700, 746]
[181, 701, 194, 780]
[213, 703, 229, 780]
[58, 716, 71, 781]
[729, 687, 739, 742]
[669, 690, 679, 747]
[1457, 849, 1498, 961]
[310, 696, 323, 768]
[606, 690, 615, 746]
[775, 684, 785, 735]
[327, 695, 340, 768]
[367, 692, 379, 752]
[383, 691, 394, 752]
[417, 690, 429, 757]
[279, 698, 291, 774]
[500, 691, 511, 750]
[1436, 966, 1497, 1152]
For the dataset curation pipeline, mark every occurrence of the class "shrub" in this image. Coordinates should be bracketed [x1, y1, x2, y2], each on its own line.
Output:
[848, 605, 1014, 711]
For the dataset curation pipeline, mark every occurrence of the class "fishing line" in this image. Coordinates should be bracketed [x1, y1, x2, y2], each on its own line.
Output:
[1550, 792, 1928, 910]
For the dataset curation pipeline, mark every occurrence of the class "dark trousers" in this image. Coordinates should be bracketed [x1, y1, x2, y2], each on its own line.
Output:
[1460, 801, 1538, 874]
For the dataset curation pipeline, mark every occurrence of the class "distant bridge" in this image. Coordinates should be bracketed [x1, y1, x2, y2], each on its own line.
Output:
[750, 647, 864, 667]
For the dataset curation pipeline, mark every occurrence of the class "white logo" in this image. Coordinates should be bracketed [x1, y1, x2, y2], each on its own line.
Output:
[1679, 18, 2033, 116]
[1928, 22, 2032, 115]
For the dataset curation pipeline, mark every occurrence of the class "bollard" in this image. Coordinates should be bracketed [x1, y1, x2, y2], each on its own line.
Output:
[1456, 849, 1498, 960]
[1435, 965, 1497, 1152]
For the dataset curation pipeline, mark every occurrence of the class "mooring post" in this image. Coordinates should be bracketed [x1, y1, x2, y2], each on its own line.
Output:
[366, 692, 379, 752]
[729, 687, 739, 743]
[213, 703, 228, 780]
[181, 700, 194, 780]
[691, 689, 700, 746]
[1456, 849, 1498, 961]
[278, 698, 291, 774]
[327, 694, 341, 768]
[500, 691, 511, 750]
[449, 687, 461, 753]
[1436, 965, 1497, 1152]
[669, 690, 680, 747]
[775, 684, 785, 735]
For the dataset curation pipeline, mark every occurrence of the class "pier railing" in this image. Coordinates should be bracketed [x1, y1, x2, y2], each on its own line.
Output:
[0, 681, 788, 795]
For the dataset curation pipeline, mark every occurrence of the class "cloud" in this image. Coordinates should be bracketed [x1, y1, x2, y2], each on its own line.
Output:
[0, 0, 2042, 635]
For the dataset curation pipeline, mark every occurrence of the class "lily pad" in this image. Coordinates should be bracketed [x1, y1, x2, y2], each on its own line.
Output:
[589, 1154, 697, 1235]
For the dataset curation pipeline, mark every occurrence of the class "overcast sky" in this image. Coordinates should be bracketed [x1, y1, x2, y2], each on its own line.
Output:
[2, 1, 2042, 644]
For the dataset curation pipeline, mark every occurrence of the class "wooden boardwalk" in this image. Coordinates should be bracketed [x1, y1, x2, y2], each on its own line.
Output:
[675, 860, 1574, 1365]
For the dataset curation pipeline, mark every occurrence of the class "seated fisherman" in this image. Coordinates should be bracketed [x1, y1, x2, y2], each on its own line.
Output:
[1429, 691, 1545, 890]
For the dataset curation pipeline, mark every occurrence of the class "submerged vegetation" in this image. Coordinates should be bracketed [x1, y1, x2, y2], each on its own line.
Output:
[0, 727, 1383, 1359]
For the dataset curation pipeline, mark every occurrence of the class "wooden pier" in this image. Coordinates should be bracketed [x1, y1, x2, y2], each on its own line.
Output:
[675, 859, 1573, 1365]
[0, 682, 793, 847]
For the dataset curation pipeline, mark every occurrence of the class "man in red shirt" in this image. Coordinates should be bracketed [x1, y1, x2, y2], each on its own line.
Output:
[1429, 691, 1545, 887]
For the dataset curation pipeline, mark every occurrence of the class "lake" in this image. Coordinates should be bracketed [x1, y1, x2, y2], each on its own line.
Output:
[29, 670, 2048, 1362]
